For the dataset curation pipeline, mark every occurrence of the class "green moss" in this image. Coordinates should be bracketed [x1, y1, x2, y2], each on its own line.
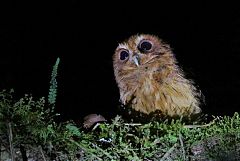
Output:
[77, 113, 240, 160]
[1, 89, 240, 160]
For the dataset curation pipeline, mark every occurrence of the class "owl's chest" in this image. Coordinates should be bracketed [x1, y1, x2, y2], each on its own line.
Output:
[120, 66, 171, 108]
[137, 76, 158, 95]
[131, 76, 162, 113]
[134, 65, 165, 92]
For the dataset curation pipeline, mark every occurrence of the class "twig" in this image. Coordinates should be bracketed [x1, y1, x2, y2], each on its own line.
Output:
[124, 123, 142, 126]
[8, 122, 15, 161]
[101, 123, 142, 126]
[92, 123, 101, 131]
[184, 118, 217, 128]
[179, 133, 186, 160]
[160, 143, 177, 161]
[39, 146, 47, 161]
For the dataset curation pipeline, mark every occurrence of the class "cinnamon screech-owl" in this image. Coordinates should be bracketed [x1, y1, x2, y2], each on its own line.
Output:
[113, 34, 202, 117]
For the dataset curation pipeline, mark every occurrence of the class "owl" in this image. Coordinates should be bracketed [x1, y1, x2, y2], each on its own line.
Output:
[113, 34, 202, 118]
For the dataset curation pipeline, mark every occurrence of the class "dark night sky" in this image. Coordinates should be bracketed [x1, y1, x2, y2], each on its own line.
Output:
[1, 2, 240, 120]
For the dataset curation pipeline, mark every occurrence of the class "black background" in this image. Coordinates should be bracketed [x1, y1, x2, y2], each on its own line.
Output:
[1, 1, 240, 121]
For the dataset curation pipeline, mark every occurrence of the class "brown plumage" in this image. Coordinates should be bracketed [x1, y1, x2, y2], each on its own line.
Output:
[113, 34, 202, 117]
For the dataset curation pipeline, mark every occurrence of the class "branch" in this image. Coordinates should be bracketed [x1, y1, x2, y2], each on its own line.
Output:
[39, 146, 47, 161]
[184, 118, 217, 128]
[160, 143, 177, 161]
[8, 122, 15, 161]
[179, 133, 186, 160]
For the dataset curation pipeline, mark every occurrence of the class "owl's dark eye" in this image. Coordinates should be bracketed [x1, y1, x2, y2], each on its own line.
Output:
[138, 40, 152, 52]
[120, 50, 129, 61]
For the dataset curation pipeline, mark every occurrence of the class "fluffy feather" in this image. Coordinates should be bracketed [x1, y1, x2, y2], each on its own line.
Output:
[113, 34, 202, 117]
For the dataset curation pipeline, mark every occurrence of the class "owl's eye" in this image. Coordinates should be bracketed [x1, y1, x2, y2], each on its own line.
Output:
[119, 50, 129, 61]
[138, 40, 152, 52]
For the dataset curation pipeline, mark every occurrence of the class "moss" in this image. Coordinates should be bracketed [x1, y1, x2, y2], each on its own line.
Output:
[1, 90, 240, 160]
[77, 113, 240, 160]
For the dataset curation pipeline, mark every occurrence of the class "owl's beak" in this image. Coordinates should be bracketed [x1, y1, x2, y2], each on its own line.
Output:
[132, 55, 140, 67]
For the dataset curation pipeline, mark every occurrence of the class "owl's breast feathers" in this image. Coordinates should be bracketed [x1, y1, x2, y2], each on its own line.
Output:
[120, 67, 201, 117]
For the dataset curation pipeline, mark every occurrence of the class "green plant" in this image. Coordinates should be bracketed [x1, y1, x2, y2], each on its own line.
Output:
[48, 57, 60, 108]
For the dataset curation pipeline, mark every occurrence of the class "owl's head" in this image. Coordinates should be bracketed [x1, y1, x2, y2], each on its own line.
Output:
[113, 34, 176, 82]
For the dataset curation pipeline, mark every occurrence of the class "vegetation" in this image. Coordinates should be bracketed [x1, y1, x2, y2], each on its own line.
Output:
[0, 58, 240, 160]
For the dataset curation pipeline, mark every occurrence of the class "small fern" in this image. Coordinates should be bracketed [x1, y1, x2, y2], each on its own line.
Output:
[48, 57, 60, 108]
